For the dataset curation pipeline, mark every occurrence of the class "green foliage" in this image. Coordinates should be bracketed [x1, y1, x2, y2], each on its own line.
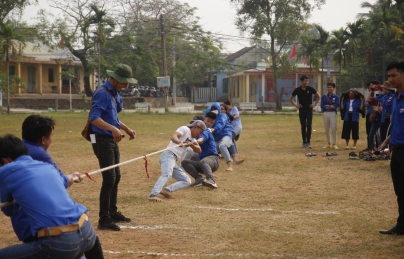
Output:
[0, 0, 31, 22]
[0, 73, 25, 92]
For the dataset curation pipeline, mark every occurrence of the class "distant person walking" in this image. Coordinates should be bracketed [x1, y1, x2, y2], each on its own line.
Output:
[289, 75, 320, 148]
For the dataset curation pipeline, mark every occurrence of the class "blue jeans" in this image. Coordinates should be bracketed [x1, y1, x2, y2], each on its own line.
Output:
[92, 135, 120, 222]
[368, 122, 381, 151]
[216, 136, 233, 162]
[150, 150, 191, 196]
[0, 218, 97, 259]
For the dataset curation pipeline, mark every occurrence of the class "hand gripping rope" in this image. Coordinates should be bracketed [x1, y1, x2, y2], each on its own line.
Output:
[0, 144, 180, 208]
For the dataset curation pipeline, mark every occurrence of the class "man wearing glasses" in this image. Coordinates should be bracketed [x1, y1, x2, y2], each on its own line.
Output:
[90, 63, 137, 231]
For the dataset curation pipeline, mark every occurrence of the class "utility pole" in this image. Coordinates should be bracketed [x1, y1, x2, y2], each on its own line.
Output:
[160, 14, 168, 111]
[172, 36, 176, 105]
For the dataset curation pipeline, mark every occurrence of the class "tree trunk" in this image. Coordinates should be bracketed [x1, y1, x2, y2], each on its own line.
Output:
[70, 48, 93, 97]
[271, 38, 282, 111]
[6, 51, 10, 115]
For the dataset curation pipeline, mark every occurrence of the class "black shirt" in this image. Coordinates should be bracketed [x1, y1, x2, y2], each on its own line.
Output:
[291, 86, 317, 110]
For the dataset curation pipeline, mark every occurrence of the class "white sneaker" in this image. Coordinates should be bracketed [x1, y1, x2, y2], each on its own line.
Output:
[332, 145, 339, 150]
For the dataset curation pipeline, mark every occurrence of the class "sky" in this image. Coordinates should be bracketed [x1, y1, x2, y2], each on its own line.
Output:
[180, 0, 377, 52]
[22, 0, 377, 52]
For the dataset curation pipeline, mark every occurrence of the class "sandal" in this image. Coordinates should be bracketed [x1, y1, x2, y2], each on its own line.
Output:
[350, 146, 356, 150]
[306, 152, 316, 157]
[325, 152, 338, 156]
[349, 152, 357, 157]
[345, 146, 350, 150]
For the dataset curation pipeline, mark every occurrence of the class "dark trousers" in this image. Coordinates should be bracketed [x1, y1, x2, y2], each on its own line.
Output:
[92, 135, 121, 222]
[366, 113, 372, 149]
[341, 113, 359, 140]
[390, 146, 404, 229]
[181, 155, 219, 180]
[380, 118, 391, 142]
[298, 109, 313, 144]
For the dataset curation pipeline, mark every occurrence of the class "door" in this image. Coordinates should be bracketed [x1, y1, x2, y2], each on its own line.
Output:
[28, 66, 36, 93]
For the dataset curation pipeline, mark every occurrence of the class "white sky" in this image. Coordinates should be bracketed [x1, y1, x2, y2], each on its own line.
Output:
[22, 0, 377, 52]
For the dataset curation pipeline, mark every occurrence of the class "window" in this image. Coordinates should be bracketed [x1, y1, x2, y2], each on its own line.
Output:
[9, 66, 15, 75]
[48, 68, 54, 82]
[222, 78, 228, 93]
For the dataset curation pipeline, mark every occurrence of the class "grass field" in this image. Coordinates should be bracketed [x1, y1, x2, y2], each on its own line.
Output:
[0, 111, 402, 259]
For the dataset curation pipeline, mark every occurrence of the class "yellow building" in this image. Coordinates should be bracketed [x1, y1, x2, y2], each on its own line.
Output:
[0, 41, 96, 94]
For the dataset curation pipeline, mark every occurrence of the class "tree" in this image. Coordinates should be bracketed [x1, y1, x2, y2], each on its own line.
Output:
[35, 0, 111, 96]
[313, 24, 330, 90]
[0, 21, 25, 114]
[298, 35, 320, 78]
[330, 28, 347, 78]
[0, 0, 31, 23]
[230, 0, 326, 110]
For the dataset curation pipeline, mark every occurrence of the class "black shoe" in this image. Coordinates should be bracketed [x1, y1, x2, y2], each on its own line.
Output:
[190, 178, 204, 187]
[379, 225, 404, 235]
[111, 211, 131, 223]
[98, 219, 120, 231]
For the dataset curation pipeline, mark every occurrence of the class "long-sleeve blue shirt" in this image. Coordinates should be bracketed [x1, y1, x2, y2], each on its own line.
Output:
[382, 91, 394, 123]
[0, 156, 87, 237]
[90, 81, 123, 136]
[320, 93, 340, 112]
[210, 103, 233, 141]
[343, 98, 362, 122]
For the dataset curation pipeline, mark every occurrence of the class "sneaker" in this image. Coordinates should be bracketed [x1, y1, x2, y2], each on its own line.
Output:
[306, 143, 312, 149]
[190, 178, 204, 187]
[202, 178, 217, 189]
[323, 144, 332, 149]
[332, 145, 339, 150]
[111, 211, 131, 223]
[300, 143, 306, 148]
[98, 219, 120, 231]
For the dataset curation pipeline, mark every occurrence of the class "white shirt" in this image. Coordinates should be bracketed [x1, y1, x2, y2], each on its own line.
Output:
[167, 126, 196, 158]
[349, 100, 354, 112]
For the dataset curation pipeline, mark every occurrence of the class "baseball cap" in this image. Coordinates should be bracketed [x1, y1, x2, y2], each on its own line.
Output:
[186, 120, 206, 131]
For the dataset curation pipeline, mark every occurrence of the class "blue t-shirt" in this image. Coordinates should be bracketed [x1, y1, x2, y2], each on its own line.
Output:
[0, 156, 87, 237]
[90, 81, 123, 136]
[198, 129, 219, 159]
[229, 106, 242, 130]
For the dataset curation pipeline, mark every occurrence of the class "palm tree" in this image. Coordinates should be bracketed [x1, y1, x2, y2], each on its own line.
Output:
[313, 24, 330, 90]
[88, 4, 115, 87]
[298, 35, 320, 78]
[0, 21, 25, 114]
[344, 19, 367, 64]
[330, 28, 348, 77]
[361, 2, 400, 80]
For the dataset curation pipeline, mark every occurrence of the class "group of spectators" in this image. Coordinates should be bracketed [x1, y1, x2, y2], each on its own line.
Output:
[289, 74, 395, 154]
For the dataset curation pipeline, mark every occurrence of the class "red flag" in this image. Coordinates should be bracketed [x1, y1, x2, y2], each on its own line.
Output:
[289, 45, 296, 59]
[302, 56, 307, 65]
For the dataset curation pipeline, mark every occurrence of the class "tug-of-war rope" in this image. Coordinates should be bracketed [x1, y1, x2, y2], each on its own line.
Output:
[0, 144, 181, 208]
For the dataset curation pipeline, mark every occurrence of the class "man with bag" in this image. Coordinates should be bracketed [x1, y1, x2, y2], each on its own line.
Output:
[89, 63, 137, 231]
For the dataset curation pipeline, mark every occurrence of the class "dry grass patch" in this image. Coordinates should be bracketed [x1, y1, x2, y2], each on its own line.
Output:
[0, 112, 402, 258]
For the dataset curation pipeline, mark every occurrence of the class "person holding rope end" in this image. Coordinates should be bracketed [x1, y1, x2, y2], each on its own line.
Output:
[149, 120, 206, 202]
[0, 134, 98, 258]
[90, 64, 137, 231]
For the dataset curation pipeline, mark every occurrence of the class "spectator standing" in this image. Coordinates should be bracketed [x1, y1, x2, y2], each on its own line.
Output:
[320, 82, 340, 149]
[289, 75, 321, 148]
[341, 90, 361, 150]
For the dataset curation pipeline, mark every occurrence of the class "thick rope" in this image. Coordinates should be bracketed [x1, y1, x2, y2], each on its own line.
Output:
[0, 144, 181, 208]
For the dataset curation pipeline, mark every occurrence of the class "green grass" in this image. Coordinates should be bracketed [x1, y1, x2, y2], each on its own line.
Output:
[0, 112, 400, 259]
